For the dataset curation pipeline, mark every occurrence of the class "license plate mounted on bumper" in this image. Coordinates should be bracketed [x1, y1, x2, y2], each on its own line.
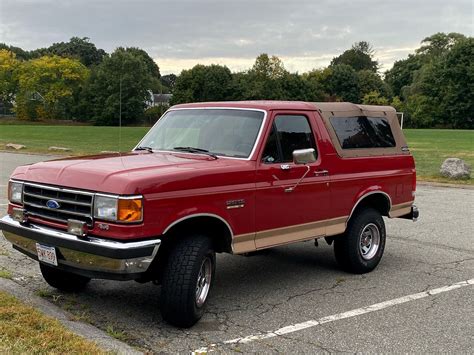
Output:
[36, 243, 58, 266]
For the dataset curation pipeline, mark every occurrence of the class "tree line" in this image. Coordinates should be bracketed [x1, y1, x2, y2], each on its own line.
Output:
[0, 33, 472, 128]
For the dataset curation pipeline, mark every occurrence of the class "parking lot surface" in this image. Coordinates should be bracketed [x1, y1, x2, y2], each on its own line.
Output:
[0, 152, 473, 353]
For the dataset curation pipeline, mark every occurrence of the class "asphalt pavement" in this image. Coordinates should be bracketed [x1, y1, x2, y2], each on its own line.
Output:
[0, 152, 473, 353]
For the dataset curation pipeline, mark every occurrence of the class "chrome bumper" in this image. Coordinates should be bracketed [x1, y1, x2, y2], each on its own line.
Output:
[0, 215, 161, 279]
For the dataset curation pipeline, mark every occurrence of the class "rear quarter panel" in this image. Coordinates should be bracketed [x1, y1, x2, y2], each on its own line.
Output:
[312, 111, 415, 220]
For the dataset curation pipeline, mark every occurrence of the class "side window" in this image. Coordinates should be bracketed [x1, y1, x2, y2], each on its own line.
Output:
[262, 115, 317, 163]
[330, 116, 396, 149]
[366, 117, 396, 147]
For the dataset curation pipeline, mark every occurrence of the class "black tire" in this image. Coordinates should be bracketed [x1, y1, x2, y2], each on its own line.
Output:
[334, 208, 386, 274]
[160, 235, 216, 327]
[39, 263, 91, 292]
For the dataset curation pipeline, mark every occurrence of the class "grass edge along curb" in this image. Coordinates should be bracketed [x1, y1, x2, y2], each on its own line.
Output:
[0, 277, 142, 354]
[0, 290, 107, 354]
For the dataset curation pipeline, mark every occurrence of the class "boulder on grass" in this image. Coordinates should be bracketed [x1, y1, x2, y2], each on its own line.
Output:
[5, 143, 26, 150]
[48, 146, 71, 152]
[440, 158, 471, 180]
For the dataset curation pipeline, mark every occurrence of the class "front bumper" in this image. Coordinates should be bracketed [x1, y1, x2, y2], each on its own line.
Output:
[0, 215, 161, 280]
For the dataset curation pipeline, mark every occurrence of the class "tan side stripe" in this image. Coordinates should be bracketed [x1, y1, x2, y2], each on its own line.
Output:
[232, 216, 347, 254]
[233, 200, 414, 254]
[389, 201, 414, 218]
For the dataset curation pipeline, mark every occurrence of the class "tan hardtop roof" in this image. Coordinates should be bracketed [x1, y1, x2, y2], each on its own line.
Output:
[313, 102, 407, 158]
[312, 102, 396, 115]
[172, 101, 397, 113]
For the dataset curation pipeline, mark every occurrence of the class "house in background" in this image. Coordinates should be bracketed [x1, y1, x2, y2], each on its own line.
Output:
[146, 91, 172, 108]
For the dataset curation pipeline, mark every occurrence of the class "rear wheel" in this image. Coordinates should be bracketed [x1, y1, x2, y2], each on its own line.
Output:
[39, 263, 91, 292]
[160, 235, 215, 327]
[334, 208, 386, 274]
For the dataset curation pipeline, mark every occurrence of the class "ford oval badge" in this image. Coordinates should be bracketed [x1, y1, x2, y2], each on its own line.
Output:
[46, 200, 60, 209]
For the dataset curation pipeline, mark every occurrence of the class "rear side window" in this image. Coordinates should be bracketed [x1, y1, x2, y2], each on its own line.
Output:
[330, 116, 396, 149]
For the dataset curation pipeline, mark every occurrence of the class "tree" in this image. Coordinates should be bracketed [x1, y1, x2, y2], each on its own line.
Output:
[0, 43, 31, 60]
[416, 32, 466, 58]
[0, 50, 20, 112]
[330, 41, 379, 72]
[324, 65, 360, 102]
[302, 68, 332, 101]
[357, 70, 390, 100]
[400, 37, 473, 128]
[280, 73, 317, 101]
[160, 74, 177, 92]
[251, 53, 287, 79]
[15, 55, 89, 120]
[233, 54, 288, 100]
[384, 54, 423, 98]
[85, 48, 155, 125]
[362, 91, 389, 105]
[171, 64, 233, 104]
[436, 38, 473, 128]
[123, 47, 161, 92]
[30, 37, 106, 67]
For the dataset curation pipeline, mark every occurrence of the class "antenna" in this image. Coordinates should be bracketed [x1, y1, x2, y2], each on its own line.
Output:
[119, 74, 122, 153]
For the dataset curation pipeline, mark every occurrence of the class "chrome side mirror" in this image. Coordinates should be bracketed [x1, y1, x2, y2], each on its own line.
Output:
[285, 148, 316, 193]
[293, 148, 316, 165]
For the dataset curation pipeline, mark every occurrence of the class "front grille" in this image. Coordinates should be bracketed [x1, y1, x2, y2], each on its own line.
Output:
[23, 183, 94, 227]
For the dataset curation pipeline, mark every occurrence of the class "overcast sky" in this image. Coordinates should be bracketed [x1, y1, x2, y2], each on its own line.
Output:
[0, 0, 472, 74]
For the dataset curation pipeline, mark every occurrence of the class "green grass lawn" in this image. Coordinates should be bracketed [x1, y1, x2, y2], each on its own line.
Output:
[0, 125, 472, 184]
[0, 125, 148, 155]
[404, 129, 473, 184]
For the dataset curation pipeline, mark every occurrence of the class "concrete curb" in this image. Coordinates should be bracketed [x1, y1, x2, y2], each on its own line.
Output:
[0, 278, 142, 355]
[0, 150, 64, 157]
[417, 181, 474, 189]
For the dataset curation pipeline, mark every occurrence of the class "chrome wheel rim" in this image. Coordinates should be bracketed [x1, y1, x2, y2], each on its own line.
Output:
[195, 257, 212, 307]
[359, 223, 380, 260]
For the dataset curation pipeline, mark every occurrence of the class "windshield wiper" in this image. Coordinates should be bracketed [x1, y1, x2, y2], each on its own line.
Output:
[134, 146, 154, 153]
[173, 146, 218, 159]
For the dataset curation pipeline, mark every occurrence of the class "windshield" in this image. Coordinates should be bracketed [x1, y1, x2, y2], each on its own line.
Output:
[137, 109, 265, 158]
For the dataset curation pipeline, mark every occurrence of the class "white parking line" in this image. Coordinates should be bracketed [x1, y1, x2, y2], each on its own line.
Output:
[193, 278, 474, 353]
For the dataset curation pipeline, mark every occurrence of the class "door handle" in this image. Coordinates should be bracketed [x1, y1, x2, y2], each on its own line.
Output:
[314, 169, 329, 176]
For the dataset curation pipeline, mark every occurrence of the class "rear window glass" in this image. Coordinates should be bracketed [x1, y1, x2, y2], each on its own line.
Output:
[330, 116, 396, 149]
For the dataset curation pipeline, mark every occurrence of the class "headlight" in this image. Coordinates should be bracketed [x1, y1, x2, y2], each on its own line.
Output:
[8, 181, 23, 204]
[94, 195, 143, 223]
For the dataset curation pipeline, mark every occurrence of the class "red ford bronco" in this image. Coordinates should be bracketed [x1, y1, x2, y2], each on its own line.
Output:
[1, 101, 418, 327]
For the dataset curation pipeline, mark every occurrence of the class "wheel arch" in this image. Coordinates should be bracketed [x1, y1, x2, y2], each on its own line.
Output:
[348, 190, 392, 224]
[162, 213, 234, 253]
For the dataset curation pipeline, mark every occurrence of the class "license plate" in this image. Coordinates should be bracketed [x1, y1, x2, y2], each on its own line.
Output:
[36, 243, 58, 266]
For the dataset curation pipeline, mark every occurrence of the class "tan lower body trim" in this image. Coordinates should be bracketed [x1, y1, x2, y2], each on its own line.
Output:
[231, 216, 348, 254]
[389, 201, 413, 218]
[231, 233, 256, 254]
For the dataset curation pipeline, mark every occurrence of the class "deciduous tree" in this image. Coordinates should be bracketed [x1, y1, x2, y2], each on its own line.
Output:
[171, 64, 233, 104]
[85, 48, 155, 125]
[0, 50, 20, 112]
[15, 55, 89, 120]
[330, 41, 379, 72]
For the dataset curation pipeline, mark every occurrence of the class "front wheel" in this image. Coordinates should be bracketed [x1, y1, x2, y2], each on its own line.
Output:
[334, 208, 386, 274]
[39, 263, 91, 292]
[160, 235, 216, 327]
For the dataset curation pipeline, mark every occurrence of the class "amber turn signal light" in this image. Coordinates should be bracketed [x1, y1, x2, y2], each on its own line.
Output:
[117, 198, 143, 223]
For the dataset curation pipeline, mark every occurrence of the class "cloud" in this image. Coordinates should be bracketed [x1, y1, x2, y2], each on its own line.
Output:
[0, 0, 472, 74]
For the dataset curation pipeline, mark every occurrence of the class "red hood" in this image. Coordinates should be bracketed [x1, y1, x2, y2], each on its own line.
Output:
[11, 152, 255, 195]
